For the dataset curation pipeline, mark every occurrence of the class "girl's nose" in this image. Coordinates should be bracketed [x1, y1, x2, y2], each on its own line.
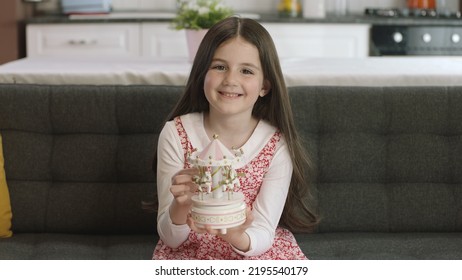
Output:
[223, 70, 238, 86]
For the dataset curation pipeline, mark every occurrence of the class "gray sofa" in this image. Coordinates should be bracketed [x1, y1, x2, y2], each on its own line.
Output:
[0, 84, 461, 259]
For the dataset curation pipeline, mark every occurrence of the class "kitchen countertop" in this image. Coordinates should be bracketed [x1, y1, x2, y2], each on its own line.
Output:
[26, 12, 462, 26]
[2, 56, 462, 87]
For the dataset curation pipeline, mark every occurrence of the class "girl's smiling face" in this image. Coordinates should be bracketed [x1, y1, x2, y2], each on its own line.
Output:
[203, 37, 270, 119]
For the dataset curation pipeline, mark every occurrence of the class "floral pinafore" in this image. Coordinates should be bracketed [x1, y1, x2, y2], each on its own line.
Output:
[153, 117, 307, 260]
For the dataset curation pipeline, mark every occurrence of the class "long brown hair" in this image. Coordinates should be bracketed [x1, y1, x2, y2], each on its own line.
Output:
[167, 16, 318, 232]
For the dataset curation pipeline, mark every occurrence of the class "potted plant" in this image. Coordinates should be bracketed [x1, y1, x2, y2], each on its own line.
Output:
[173, 0, 233, 61]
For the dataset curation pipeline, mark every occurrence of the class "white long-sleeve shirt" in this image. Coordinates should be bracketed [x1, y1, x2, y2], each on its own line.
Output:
[156, 112, 293, 256]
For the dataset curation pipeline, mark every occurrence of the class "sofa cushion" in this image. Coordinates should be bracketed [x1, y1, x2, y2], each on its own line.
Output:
[295, 232, 462, 260]
[0, 134, 13, 238]
[0, 233, 155, 259]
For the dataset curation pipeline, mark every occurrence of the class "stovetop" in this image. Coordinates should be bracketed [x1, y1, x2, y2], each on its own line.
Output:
[365, 8, 462, 19]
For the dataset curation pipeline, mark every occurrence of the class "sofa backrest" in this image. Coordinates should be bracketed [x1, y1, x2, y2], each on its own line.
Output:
[1, 84, 461, 235]
[290, 86, 462, 233]
[0, 84, 182, 234]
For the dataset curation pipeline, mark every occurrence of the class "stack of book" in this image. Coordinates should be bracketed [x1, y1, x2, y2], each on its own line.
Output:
[61, 0, 112, 14]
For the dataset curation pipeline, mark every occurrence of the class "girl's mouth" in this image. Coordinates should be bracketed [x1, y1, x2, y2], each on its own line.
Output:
[219, 91, 243, 98]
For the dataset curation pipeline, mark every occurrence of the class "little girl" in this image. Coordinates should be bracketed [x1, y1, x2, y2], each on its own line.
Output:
[153, 16, 318, 260]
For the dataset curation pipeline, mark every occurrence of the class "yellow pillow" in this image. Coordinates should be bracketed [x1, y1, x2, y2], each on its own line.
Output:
[0, 134, 13, 238]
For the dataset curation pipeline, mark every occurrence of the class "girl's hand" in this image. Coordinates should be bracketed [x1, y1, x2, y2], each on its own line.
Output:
[170, 168, 198, 206]
[169, 168, 198, 225]
[187, 207, 254, 252]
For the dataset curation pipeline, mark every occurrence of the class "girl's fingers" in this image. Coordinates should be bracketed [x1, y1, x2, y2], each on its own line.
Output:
[170, 168, 199, 199]
[171, 168, 199, 184]
[187, 215, 207, 234]
[171, 183, 196, 196]
[242, 207, 254, 228]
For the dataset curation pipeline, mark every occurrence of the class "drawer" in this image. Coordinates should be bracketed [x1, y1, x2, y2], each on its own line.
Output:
[26, 23, 140, 57]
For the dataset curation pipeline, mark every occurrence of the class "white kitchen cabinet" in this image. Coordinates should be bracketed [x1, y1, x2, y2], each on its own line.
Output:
[262, 23, 370, 58]
[140, 22, 370, 59]
[26, 23, 141, 57]
[140, 23, 188, 59]
[26, 22, 370, 59]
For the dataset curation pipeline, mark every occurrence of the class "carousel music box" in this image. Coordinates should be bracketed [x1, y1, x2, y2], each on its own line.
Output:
[188, 135, 246, 234]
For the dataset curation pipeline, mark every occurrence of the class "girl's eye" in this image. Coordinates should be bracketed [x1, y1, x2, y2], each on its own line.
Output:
[242, 69, 254, 75]
[212, 65, 226, 71]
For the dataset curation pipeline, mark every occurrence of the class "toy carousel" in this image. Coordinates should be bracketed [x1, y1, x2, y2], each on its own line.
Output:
[188, 135, 246, 234]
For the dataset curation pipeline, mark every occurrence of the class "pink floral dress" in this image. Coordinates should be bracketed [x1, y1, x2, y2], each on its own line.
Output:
[153, 117, 307, 260]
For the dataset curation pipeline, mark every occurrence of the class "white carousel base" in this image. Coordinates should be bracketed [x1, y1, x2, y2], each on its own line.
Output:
[191, 192, 246, 234]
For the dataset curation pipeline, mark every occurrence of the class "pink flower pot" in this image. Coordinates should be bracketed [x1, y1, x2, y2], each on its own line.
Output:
[185, 29, 208, 62]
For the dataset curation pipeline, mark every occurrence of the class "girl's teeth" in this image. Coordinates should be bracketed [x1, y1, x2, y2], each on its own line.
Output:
[223, 92, 239, 97]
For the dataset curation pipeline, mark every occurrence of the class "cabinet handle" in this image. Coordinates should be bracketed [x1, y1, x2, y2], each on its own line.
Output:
[68, 39, 97, 45]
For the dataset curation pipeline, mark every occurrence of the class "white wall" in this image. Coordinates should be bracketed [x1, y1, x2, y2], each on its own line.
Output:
[36, 0, 459, 15]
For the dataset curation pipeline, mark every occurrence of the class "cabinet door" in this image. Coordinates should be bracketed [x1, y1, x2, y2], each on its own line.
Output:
[263, 23, 370, 58]
[141, 23, 188, 59]
[26, 23, 140, 57]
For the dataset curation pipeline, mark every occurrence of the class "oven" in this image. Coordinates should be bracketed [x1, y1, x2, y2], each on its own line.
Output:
[366, 8, 462, 56]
